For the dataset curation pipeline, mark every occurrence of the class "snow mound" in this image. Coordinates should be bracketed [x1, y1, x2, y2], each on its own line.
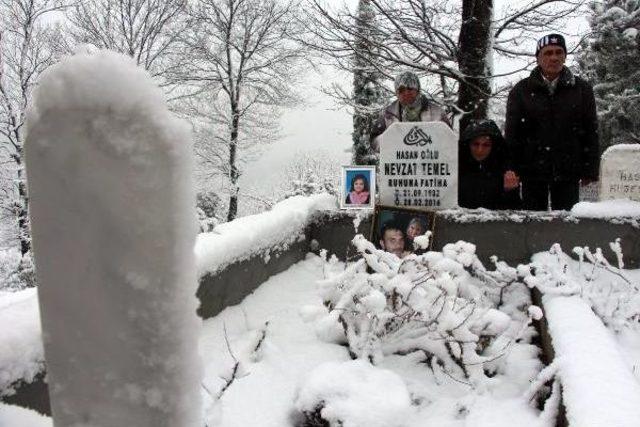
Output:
[30, 49, 165, 120]
[294, 360, 412, 427]
[571, 199, 640, 218]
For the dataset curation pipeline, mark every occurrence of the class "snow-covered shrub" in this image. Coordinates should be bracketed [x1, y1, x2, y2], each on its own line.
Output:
[314, 235, 538, 386]
[0, 248, 21, 290]
[277, 151, 340, 201]
[295, 236, 542, 426]
[197, 191, 223, 232]
[521, 239, 640, 331]
[0, 249, 35, 290]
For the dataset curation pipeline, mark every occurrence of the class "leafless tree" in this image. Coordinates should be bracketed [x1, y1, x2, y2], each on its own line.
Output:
[178, 0, 305, 221]
[65, 0, 190, 90]
[0, 0, 67, 260]
[304, 0, 587, 131]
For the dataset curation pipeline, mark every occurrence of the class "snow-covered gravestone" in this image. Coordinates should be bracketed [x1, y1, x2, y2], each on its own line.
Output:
[599, 144, 640, 202]
[378, 122, 457, 209]
[25, 50, 202, 426]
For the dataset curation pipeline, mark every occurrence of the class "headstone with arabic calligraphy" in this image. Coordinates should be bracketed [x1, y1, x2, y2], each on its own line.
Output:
[378, 122, 458, 209]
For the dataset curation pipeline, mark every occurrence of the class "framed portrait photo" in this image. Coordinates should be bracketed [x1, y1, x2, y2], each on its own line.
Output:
[371, 205, 435, 258]
[340, 166, 376, 209]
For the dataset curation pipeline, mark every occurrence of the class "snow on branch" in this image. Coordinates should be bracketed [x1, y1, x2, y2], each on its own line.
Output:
[523, 239, 640, 331]
[313, 235, 540, 389]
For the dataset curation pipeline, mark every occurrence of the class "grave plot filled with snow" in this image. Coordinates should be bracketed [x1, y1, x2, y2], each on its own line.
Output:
[0, 240, 551, 426]
[198, 242, 550, 427]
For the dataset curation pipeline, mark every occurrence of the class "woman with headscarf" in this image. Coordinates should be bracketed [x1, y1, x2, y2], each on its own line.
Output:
[458, 119, 521, 210]
[370, 71, 450, 152]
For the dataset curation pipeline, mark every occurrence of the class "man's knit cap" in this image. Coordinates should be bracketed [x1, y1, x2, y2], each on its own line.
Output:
[536, 34, 567, 56]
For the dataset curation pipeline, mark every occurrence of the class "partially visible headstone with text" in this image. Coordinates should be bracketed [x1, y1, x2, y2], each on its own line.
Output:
[379, 122, 458, 209]
[599, 144, 640, 202]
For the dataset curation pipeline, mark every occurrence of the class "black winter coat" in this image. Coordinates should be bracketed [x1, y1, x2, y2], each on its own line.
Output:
[458, 120, 521, 210]
[504, 66, 599, 182]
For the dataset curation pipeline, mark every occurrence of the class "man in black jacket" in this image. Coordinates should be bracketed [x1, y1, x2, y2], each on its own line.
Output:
[505, 34, 599, 210]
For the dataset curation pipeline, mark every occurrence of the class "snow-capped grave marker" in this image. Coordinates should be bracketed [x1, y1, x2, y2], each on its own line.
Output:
[599, 144, 640, 202]
[25, 50, 202, 426]
[378, 122, 457, 209]
[579, 181, 599, 202]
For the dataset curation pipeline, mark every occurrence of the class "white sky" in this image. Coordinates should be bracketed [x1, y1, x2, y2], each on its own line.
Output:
[239, 67, 353, 195]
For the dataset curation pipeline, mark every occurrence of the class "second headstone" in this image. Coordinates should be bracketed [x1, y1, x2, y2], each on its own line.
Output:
[599, 144, 640, 202]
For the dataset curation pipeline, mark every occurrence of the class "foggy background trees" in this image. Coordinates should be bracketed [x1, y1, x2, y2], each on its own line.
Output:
[0, 0, 68, 286]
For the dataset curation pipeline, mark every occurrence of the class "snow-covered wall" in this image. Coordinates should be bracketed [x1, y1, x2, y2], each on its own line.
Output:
[195, 194, 338, 277]
[25, 50, 202, 426]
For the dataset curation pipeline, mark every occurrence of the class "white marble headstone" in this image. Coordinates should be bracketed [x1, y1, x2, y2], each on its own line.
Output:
[599, 144, 640, 202]
[378, 122, 458, 209]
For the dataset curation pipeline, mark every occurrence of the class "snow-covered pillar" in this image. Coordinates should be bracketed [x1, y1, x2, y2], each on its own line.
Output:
[25, 50, 202, 426]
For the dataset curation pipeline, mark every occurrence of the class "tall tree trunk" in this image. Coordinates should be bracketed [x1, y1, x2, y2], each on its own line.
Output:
[227, 108, 240, 221]
[12, 146, 30, 257]
[352, 0, 384, 166]
[457, 0, 493, 132]
[17, 176, 30, 256]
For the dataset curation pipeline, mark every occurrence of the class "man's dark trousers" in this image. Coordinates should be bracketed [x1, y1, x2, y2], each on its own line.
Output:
[522, 180, 579, 211]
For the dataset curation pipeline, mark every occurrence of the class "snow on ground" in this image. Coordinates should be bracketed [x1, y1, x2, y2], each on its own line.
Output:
[0, 403, 51, 427]
[619, 327, 640, 382]
[199, 254, 546, 427]
[439, 201, 640, 224]
[195, 194, 337, 277]
[0, 289, 43, 396]
[198, 254, 351, 426]
[438, 208, 533, 223]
